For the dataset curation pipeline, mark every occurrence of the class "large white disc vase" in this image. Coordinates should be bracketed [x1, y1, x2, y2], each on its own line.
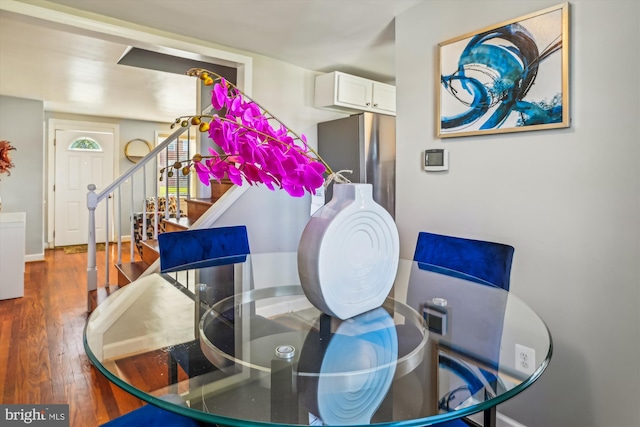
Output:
[297, 183, 400, 320]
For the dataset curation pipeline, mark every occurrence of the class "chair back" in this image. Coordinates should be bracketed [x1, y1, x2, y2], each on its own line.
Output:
[413, 231, 514, 291]
[158, 225, 250, 273]
[406, 232, 515, 425]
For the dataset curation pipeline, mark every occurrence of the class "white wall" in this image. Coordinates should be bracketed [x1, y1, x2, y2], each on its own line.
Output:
[396, 1, 639, 426]
[0, 95, 45, 259]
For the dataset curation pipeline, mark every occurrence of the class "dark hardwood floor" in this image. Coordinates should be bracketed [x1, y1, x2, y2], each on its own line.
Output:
[0, 244, 146, 426]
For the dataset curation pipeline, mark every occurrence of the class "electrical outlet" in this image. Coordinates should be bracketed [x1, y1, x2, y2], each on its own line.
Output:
[515, 344, 536, 376]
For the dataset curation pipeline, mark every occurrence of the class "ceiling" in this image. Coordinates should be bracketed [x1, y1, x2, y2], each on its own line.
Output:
[0, 0, 424, 123]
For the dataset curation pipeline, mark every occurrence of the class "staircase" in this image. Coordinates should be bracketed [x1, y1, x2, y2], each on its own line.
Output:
[84, 109, 250, 312]
[114, 180, 233, 286]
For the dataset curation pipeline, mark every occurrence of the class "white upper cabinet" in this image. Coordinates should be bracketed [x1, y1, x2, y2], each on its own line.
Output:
[314, 71, 396, 116]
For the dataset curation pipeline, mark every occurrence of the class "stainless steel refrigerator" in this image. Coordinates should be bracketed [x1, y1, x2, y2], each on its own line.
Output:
[317, 112, 396, 218]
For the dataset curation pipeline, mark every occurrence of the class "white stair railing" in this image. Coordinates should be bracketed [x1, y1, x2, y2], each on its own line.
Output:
[85, 121, 199, 312]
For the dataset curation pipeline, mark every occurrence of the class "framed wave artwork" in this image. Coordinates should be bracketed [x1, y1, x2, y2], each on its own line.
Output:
[437, 3, 570, 138]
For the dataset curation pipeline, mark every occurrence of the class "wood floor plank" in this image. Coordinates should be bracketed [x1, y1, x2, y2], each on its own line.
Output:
[0, 244, 146, 426]
[0, 318, 12, 397]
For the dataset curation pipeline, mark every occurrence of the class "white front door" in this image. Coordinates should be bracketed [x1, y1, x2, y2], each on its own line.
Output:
[54, 130, 114, 246]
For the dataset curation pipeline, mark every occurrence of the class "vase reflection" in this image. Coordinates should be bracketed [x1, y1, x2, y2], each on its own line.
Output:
[298, 307, 398, 425]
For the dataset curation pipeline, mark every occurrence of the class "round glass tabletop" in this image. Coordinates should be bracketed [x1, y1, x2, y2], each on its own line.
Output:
[84, 270, 552, 427]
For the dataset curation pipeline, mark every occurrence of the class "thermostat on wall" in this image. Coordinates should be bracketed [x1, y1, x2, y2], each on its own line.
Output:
[423, 149, 448, 172]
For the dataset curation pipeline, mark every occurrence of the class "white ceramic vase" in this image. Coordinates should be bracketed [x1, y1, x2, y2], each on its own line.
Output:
[297, 183, 400, 320]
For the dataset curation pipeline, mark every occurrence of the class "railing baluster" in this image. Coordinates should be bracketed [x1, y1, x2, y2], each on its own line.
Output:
[142, 162, 148, 248]
[130, 175, 135, 261]
[187, 127, 192, 200]
[153, 158, 158, 240]
[164, 144, 170, 221]
[87, 184, 98, 312]
[176, 131, 182, 218]
[155, 167, 161, 239]
[129, 184, 136, 262]
[105, 195, 110, 285]
[117, 185, 122, 265]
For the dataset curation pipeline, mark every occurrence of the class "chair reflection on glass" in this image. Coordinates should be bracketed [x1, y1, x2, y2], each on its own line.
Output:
[158, 225, 251, 385]
[404, 231, 514, 427]
[160, 225, 296, 385]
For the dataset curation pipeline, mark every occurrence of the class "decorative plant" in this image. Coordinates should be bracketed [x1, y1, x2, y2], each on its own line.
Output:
[0, 140, 16, 177]
[161, 68, 349, 197]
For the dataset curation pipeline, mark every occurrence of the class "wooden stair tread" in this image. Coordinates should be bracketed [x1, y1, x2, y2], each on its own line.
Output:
[185, 198, 216, 222]
[140, 239, 159, 265]
[140, 238, 159, 252]
[186, 197, 216, 205]
[116, 260, 150, 286]
[162, 217, 194, 232]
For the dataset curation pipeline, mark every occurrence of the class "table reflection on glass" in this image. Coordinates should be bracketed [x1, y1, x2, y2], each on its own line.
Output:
[84, 253, 552, 427]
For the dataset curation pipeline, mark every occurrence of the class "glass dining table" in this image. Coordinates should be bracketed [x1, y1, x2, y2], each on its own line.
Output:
[84, 252, 552, 427]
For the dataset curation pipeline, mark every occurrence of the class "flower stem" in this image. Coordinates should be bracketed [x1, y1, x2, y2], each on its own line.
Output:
[186, 68, 338, 177]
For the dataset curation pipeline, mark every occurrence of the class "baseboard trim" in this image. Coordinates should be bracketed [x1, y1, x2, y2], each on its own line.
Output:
[497, 412, 527, 427]
[45, 237, 131, 250]
[26, 253, 45, 262]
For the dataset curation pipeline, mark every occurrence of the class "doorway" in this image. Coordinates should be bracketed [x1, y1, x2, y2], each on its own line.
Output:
[49, 121, 117, 247]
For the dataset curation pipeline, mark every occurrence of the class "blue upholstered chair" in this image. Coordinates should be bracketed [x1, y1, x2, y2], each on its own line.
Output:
[158, 225, 250, 273]
[100, 398, 200, 427]
[100, 226, 250, 427]
[406, 231, 515, 427]
[413, 231, 514, 291]
[100, 394, 201, 427]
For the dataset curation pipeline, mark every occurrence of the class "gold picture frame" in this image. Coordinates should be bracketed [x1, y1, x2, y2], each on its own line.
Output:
[436, 3, 570, 138]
